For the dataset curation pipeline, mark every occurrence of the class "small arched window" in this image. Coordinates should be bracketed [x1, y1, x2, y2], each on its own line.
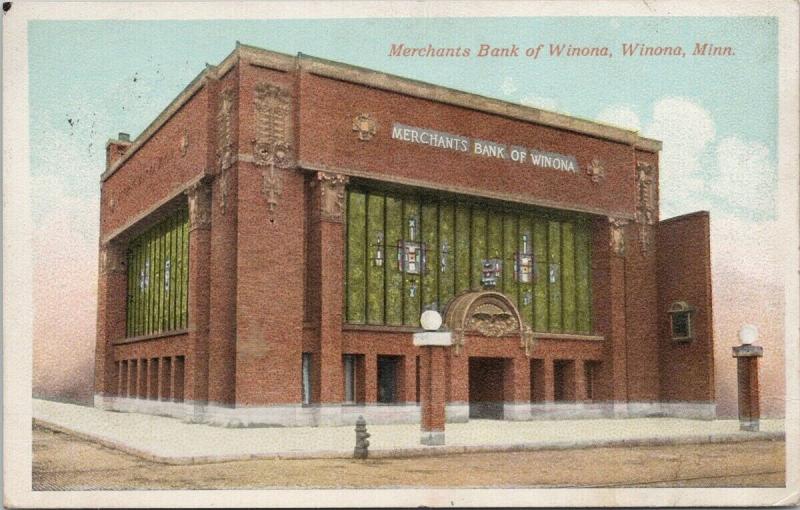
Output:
[667, 301, 695, 342]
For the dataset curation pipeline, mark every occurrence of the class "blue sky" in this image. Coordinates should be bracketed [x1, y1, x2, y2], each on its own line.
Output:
[28, 17, 778, 244]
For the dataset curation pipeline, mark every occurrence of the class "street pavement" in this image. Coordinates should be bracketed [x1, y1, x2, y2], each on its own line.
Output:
[32, 425, 785, 489]
[33, 398, 784, 464]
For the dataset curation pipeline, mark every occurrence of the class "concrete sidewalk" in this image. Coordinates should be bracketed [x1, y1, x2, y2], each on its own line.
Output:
[33, 399, 785, 465]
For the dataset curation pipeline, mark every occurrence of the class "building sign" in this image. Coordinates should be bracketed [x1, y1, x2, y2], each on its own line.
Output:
[391, 123, 580, 173]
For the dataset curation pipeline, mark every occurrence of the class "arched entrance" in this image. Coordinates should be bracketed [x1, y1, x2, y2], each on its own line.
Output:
[442, 291, 534, 420]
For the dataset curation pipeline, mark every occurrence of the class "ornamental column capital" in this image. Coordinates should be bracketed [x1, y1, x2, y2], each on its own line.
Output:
[313, 171, 349, 223]
[99, 241, 126, 275]
[608, 216, 629, 257]
[186, 180, 212, 231]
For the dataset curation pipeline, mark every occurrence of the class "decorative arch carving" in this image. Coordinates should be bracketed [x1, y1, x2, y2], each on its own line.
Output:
[442, 290, 534, 356]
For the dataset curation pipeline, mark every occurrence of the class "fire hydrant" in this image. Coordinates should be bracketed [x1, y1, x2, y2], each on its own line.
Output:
[354, 415, 370, 459]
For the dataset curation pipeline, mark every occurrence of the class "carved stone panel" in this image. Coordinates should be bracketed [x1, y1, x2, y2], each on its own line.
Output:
[442, 290, 534, 356]
[216, 87, 236, 214]
[186, 181, 212, 231]
[252, 83, 293, 212]
[609, 217, 628, 257]
[352, 113, 377, 141]
[635, 162, 657, 254]
[466, 302, 519, 337]
[586, 158, 605, 183]
[217, 88, 236, 173]
[315, 172, 348, 222]
[99, 243, 126, 274]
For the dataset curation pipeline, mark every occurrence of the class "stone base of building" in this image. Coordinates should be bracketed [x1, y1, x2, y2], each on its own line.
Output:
[420, 430, 446, 445]
[739, 419, 760, 431]
[95, 395, 716, 427]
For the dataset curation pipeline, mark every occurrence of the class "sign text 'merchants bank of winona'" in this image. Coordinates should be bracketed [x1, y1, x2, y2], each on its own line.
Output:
[390, 123, 580, 173]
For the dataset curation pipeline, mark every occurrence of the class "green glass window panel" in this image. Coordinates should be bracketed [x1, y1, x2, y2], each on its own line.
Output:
[487, 210, 503, 288]
[561, 222, 577, 332]
[501, 212, 517, 305]
[547, 220, 562, 332]
[470, 208, 486, 290]
[154, 222, 164, 333]
[403, 198, 421, 325]
[517, 216, 535, 326]
[125, 209, 189, 338]
[575, 221, 592, 333]
[384, 196, 404, 325]
[135, 240, 143, 336]
[168, 215, 178, 331]
[342, 189, 592, 334]
[156, 225, 162, 332]
[438, 202, 456, 306]
[180, 212, 189, 328]
[163, 219, 171, 331]
[366, 193, 385, 324]
[346, 191, 367, 323]
[176, 216, 183, 331]
[421, 203, 438, 312]
[532, 219, 549, 331]
[126, 244, 134, 337]
[145, 229, 153, 334]
[454, 203, 471, 294]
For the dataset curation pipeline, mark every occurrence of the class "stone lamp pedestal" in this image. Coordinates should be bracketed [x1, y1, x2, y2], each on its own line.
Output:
[732, 343, 763, 432]
[413, 331, 452, 446]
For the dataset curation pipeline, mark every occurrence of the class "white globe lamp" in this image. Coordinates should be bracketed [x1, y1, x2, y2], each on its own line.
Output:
[420, 310, 443, 331]
[739, 324, 759, 345]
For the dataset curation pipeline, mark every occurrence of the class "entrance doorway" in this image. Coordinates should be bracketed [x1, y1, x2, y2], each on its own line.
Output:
[468, 357, 506, 419]
[377, 355, 402, 403]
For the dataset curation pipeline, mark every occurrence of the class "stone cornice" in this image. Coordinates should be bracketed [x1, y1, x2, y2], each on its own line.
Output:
[101, 43, 661, 185]
[101, 171, 207, 244]
[293, 50, 661, 153]
[297, 159, 637, 221]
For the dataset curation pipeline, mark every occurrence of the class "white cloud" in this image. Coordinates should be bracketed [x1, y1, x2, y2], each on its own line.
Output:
[712, 136, 775, 215]
[643, 97, 716, 217]
[500, 76, 517, 96]
[710, 211, 782, 286]
[519, 95, 559, 111]
[595, 104, 641, 131]
[644, 97, 716, 156]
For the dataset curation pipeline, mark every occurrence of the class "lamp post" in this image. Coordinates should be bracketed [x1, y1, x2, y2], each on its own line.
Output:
[413, 310, 452, 446]
[732, 324, 763, 431]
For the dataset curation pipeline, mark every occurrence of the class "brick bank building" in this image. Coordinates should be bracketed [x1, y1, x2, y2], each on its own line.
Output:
[94, 44, 715, 427]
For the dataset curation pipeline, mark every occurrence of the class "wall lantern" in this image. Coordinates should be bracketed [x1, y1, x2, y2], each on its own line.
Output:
[522, 291, 533, 306]
[440, 239, 450, 273]
[397, 216, 427, 275]
[667, 301, 695, 341]
[514, 233, 534, 283]
[548, 264, 559, 284]
[371, 233, 385, 267]
[408, 217, 418, 241]
[481, 258, 503, 288]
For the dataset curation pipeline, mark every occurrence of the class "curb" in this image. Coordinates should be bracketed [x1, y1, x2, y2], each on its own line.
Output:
[34, 418, 786, 465]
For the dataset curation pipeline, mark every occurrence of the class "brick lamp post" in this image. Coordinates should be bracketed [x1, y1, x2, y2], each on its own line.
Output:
[732, 324, 763, 431]
[413, 310, 452, 446]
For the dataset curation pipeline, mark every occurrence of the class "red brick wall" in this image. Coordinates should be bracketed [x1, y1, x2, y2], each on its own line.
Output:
[657, 211, 715, 402]
[297, 73, 636, 218]
[101, 86, 210, 236]
[233, 63, 306, 405]
[206, 68, 239, 406]
[623, 151, 661, 402]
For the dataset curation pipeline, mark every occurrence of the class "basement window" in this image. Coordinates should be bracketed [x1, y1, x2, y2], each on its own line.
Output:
[668, 301, 695, 342]
[301, 353, 312, 405]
